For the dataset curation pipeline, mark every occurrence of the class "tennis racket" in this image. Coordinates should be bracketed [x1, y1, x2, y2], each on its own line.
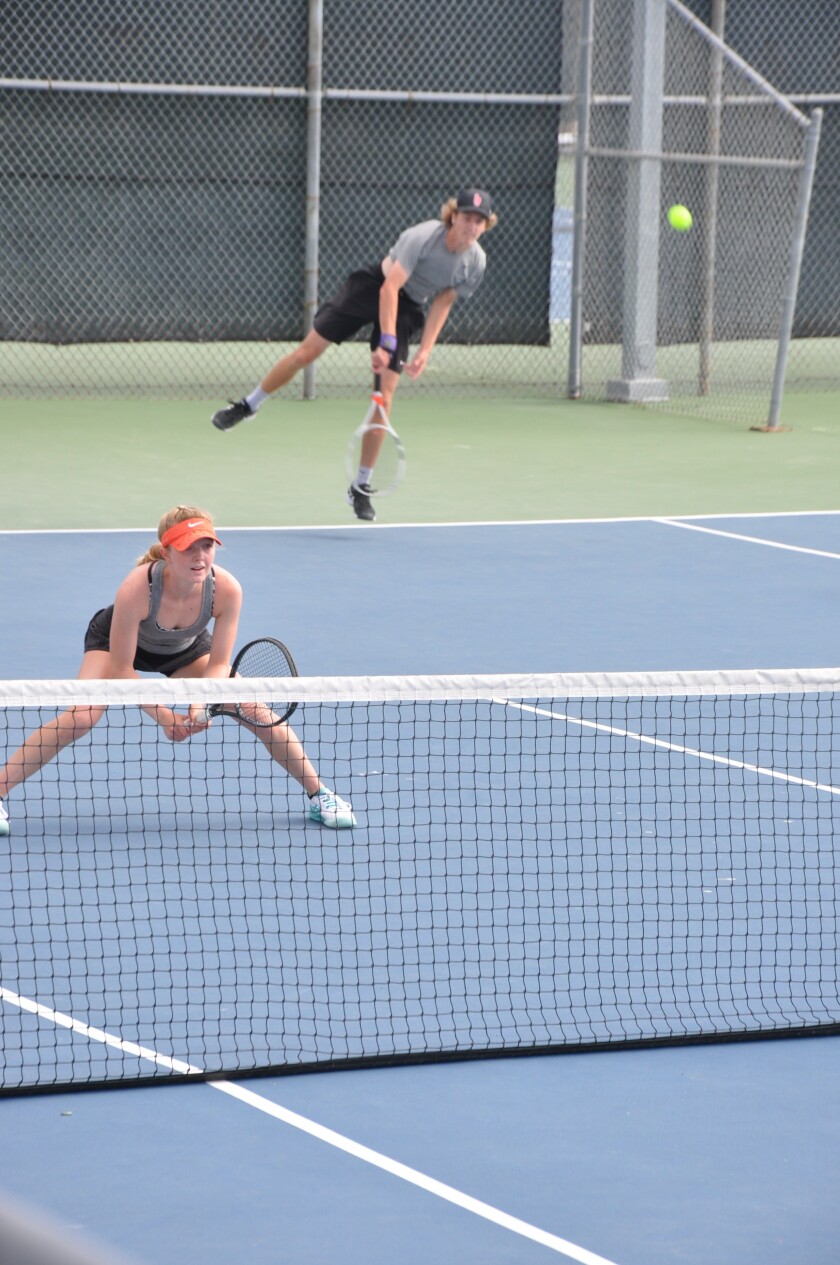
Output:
[199, 637, 298, 727]
[345, 374, 407, 497]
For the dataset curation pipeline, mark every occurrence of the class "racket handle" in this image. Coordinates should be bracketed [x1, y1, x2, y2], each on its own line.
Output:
[197, 704, 221, 723]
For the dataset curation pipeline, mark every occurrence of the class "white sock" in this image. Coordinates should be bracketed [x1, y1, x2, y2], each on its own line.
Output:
[245, 386, 270, 412]
[357, 466, 373, 486]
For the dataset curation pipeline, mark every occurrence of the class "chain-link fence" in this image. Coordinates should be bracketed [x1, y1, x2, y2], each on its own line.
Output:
[702, 0, 840, 349]
[566, 0, 832, 427]
[0, 0, 837, 422]
[0, 0, 564, 399]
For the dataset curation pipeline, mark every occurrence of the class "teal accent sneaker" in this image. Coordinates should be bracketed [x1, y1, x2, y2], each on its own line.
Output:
[309, 787, 356, 829]
[0, 799, 9, 837]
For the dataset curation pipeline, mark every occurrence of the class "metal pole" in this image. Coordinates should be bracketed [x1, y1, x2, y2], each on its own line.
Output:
[303, 0, 324, 400]
[567, 0, 595, 399]
[699, 0, 724, 396]
[605, 0, 669, 403]
[763, 107, 823, 431]
[667, 0, 809, 126]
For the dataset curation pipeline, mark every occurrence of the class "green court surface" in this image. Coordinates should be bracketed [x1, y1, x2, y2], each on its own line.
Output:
[2, 390, 839, 530]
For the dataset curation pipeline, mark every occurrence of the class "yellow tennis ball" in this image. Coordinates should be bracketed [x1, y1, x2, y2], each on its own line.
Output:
[668, 204, 693, 231]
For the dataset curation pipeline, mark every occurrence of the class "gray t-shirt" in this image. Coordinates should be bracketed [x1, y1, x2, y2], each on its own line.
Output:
[388, 220, 486, 306]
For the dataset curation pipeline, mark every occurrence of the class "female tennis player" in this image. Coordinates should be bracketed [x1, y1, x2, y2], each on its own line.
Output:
[0, 506, 355, 836]
[211, 188, 497, 522]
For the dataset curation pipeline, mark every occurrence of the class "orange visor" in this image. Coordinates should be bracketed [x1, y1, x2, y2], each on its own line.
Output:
[160, 518, 222, 551]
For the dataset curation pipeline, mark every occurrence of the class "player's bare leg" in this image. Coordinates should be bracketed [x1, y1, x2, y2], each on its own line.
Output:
[260, 329, 332, 394]
[360, 369, 399, 469]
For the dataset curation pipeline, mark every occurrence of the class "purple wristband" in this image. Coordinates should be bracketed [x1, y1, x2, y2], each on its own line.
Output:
[378, 333, 398, 352]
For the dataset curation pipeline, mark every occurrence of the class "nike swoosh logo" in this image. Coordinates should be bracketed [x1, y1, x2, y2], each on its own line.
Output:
[187, 521, 204, 528]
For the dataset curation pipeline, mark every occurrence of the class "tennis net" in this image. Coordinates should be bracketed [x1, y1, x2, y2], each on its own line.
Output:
[1, 669, 839, 1094]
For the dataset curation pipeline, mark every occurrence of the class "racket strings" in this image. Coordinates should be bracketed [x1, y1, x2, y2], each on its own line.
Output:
[225, 639, 298, 726]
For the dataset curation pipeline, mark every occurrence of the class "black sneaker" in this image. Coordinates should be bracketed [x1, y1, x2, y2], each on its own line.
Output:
[347, 482, 376, 522]
[212, 399, 253, 431]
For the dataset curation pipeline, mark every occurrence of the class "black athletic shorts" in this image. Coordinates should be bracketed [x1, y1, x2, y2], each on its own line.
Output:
[84, 606, 213, 677]
[313, 263, 425, 372]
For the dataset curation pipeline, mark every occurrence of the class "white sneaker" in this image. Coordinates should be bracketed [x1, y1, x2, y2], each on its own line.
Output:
[0, 799, 9, 837]
[308, 787, 356, 829]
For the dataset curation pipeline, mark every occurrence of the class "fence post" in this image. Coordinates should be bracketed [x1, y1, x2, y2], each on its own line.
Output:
[567, 0, 594, 400]
[698, 0, 725, 396]
[606, 0, 669, 404]
[303, 0, 324, 400]
[760, 107, 823, 431]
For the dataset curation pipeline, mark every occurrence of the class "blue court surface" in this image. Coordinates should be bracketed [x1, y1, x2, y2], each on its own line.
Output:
[1, 515, 839, 1265]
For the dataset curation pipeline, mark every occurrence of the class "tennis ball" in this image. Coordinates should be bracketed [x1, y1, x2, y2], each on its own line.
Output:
[667, 204, 693, 231]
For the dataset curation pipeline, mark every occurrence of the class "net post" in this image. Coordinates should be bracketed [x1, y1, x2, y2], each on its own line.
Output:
[302, 0, 324, 402]
[759, 106, 823, 432]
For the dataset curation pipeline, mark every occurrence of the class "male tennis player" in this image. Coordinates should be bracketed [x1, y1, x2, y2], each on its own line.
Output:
[0, 506, 355, 835]
[211, 188, 497, 522]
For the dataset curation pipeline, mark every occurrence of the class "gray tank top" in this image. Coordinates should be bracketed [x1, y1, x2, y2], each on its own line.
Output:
[135, 561, 216, 655]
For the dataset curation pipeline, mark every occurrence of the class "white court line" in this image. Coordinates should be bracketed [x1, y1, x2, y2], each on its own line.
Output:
[654, 516, 840, 560]
[497, 699, 840, 797]
[0, 987, 620, 1265]
[212, 1079, 621, 1265]
[1, 517, 653, 535]
[0, 518, 649, 536]
[3, 508, 840, 537]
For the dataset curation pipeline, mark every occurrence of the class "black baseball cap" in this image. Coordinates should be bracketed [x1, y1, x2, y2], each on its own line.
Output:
[456, 188, 493, 219]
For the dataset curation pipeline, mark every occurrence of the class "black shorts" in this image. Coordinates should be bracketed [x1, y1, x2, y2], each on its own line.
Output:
[84, 607, 213, 677]
[313, 263, 425, 372]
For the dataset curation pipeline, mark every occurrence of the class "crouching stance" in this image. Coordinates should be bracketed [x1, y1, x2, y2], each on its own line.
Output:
[0, 506, 355, 836]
